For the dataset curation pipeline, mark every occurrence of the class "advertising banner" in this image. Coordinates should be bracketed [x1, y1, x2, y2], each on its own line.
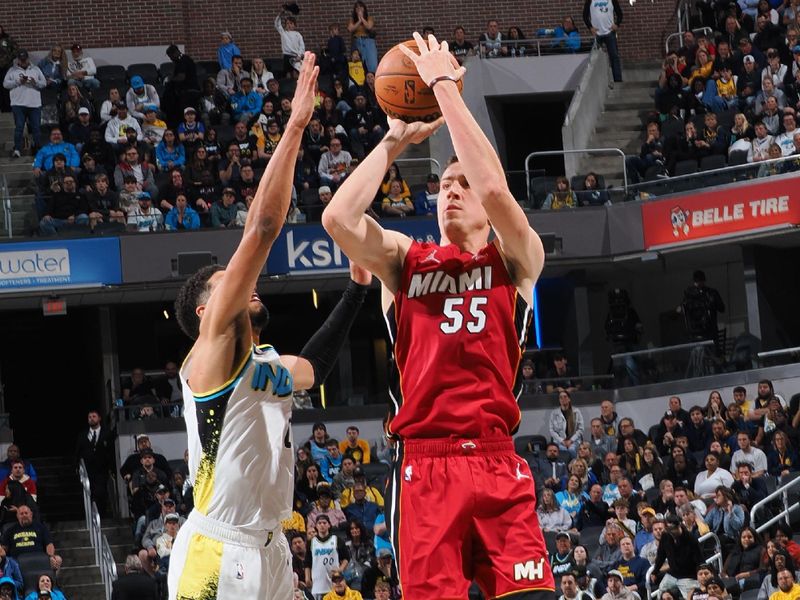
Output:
[641, 175, 800, 250]
[0, 238, 122, 290]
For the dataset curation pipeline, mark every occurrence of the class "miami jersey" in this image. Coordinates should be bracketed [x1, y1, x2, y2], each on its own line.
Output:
[180, 344, 295, 530]
[385, 240, 532, 439]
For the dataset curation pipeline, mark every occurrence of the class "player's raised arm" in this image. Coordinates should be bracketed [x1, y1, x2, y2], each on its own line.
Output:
[199, 53, 319, 338]
[321, 118, 442, 292]
[400, 33, 545, 288]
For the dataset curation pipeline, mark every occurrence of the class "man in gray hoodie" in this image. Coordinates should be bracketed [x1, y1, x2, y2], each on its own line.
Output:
[2, 50, 45, 158]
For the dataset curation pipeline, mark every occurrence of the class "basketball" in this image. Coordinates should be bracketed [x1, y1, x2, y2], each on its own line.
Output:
[374, 40, 464, 123]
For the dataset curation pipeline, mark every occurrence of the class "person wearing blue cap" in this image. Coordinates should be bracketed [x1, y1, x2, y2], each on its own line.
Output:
[126, 74, 160, 122]
[126, 190, 164, 232]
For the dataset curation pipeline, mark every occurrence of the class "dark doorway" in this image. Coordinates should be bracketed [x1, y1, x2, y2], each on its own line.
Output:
[0, 308, 103, 457]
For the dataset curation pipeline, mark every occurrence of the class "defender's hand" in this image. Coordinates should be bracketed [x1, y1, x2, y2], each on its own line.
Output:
[288, 52, 320, 129]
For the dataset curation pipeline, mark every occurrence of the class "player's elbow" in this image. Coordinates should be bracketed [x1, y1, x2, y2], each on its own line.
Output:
[321, 207, 351, 238]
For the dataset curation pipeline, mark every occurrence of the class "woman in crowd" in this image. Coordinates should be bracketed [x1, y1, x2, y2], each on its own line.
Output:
[537, 487, 573, 532]
[705, 390, 727, 421]
[620, 436, 644, 481]
[660, 587, 684, 600]
[688, 49, 714, 85]
[99, 87, 122, 123]
[652, 478, 676, 515]
[549, 389, 584, 458]
[695, 452, 734, 499]
[347, 1, 378, 73]
[678, 502, 708, 538]
[556, 474, 585, 521]
[577, 172, 610, 206]
[722, 526, 764, 591]
[186, 146, 216, 189]
[640, 443, 667, 488]
[542, 176, 578, 210]
[729, 113, 755, 147]
[59, 82, 93, 129]
[506, 26, 528, 55]
[0, 480, 40, 525]
[38, 45, 67, 90]
[767, 430, 799, 479]
[380, 179, 414, 217]
[564, 457, 597, 493]
[250, 57, 274, 94]
[344, 519, 375, 591]
[23, 574, 67, 600]
[379, 162, 410, 199]
[294, 463, 322, 514]
[155, 129, 186, 171]
[570, 545, 599, 597]
[158, 169, 190, 213]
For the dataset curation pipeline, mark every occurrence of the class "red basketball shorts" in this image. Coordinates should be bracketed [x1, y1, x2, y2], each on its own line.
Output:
[385, 437, 556, 600]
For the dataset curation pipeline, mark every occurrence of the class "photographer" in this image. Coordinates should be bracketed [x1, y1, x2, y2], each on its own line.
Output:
[605, 288, 643, 386]
[680, 270, 725, 342]
[3, 50, 45, 159]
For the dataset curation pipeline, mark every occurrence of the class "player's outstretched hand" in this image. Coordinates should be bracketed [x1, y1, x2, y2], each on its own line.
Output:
[399, 32, 466, 87]
[385, 116, 444, 146]
[349, 261, 373, 286]
[288, 52, 320, 128]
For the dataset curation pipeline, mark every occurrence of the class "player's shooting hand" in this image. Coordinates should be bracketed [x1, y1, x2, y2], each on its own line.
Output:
[349, 261, 372, 286]
[400, 32, 466, 87]
[385, 117, 444, 146]
[288, 52, 320, 129]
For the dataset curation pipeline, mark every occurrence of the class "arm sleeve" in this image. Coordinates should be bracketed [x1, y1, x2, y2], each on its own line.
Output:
[612, 0, 624, 25]
[583, 0, 593, 30]
[298, 281, 368, 387]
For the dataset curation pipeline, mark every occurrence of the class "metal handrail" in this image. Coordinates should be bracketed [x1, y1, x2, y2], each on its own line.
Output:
[524, 148, 628, 202]
[757, 346, 800, 359]
[79, 460, 118, 600]
[1, 174, 11, 238]
[750, 473, 800, 533]
[664, 26, 713, 54]
[611, 339, 713, 360]
[477, 36, 594, 58]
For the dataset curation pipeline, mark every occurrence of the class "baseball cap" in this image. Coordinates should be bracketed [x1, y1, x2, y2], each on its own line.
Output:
[115, 100, 127, 109]
[607, 570, 624, 581]
[427, 173, 440, 182]
[377, 547, 392, 558]
[78, 107, 90, 116]
[793, 45, 800, 54]
[318, 185, 332, 195]
[743, 54, 755, 63]
[163, 498, 176, 505]
[316, 482, 332, 495]
[353, 467, 365, 479]
[130, 75, 145, 89]
[664, 410, 675, 419]
[139, 447, 154, 455]
[184, 106, 196, 115]
[222, 187, 236, 196]
[221, 31, 233, 39]
[144, 104, 158, 113]
[165, 512, 180, 522]
[555, 532, 571, 540]
[641, 507, 656, 517]
[138, 191, 152, 200]
[156, 484, 168, 493]
[17, 50, 28, 60]
[71, 43, 82, 51]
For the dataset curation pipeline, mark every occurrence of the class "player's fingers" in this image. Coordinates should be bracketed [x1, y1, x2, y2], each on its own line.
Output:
[427, 34, 439, 52]
[412, 31, 428, 54]
[440, 40, 449, 54]
[454, 66, 467, 81]
[398, 44, 420, 62]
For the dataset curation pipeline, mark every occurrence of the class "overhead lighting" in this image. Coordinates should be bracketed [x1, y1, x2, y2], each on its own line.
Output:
[163, 310, 170, 320]
[312, 289, 318, 309]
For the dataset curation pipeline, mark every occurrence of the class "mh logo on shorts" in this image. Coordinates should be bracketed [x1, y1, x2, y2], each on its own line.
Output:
[513, 558, 546, 582]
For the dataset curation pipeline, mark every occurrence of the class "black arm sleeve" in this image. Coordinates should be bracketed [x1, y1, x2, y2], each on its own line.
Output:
[583, 0, 593, 30]
[298, 280, 368, 387]
[612, 0, 624, 26]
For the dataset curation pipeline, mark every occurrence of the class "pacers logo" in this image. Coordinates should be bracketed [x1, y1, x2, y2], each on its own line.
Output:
[404, 80, 416, 104]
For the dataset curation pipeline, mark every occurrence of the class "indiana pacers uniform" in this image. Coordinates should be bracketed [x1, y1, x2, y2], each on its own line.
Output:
[384, 240, 555, 600]
[168, 344, 295, 600]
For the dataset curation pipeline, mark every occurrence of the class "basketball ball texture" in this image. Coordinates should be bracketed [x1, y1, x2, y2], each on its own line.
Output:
[375, 41, 464, 123]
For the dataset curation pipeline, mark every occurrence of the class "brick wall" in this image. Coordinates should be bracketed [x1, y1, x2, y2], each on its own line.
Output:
[1, 0, 675, 66]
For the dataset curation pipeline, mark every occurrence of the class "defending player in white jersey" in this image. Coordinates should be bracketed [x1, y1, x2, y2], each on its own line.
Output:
[168, 52, 371, 600]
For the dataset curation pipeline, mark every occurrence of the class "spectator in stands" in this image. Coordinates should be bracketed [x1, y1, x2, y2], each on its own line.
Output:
[737, 55, 761, 110]
[766, 430, 798, 478]
[230, 77, 262, 123]
[731, 431, 767, 475]
[549, 390, 584, 458]
[332, 456, 357, 498]
[774, 525, 800, 566]
[591, 523, 624, 581]
[67, 107, 93, 153]
[105, 102, 142, 148]
[550, 532, 575, 576]
[114, 147, 158, 199]
[307, 482, 347, 529]
[58, 82, 92, 131]
[129, 449, 169, 496]
[32, 128, 78, 178]
[275, 11, 305, 75]
[555, 474, 585, 520]
[603, 569, 638, 600]
[542, 176, 578, 210]
[478, 19, 506, 58]
[537, 487, 573, 532]
[217, 32, 240, 71]
[141, 105, 167, 147]
[340, 469, 384, 509]
[99, 87, 122, 123]
[155, 512, 180, 575]
[347, 48, 366, 90]
[339, 427, 370, 464]
[177, 107, 204, 150]
[139, 500, 185, 576]
[411, 172, 439, 216]
[23, 574, 65, 600]
[704, 486, 745, 547]
[126, 76, 160, 123]
[756, 77, 788, 114]
[322, 568, 361, 600]
[776, 112, 799, 155]
[705, 62, 739, 112]
[380, 180, 413, 217]
[704, 390, 727, 422]
[305, 514, 350, 595]
[771, 569, 800, 600]
[0, 449, 34, 486]
[320, 439, 344, 483]
[614, 535, 649, 599]
[1, 505, 61, 570]
[535, 442, 569, 491]
[307, 422, 331, 464]
[603, 498, 637, 539]
[164, 193, 200, 231]
[651, 516, 701, 597]
[199, 78, 228, 127]
[694, 452, 734, 499]
[584, 0, 623, 81]
[163, 45, 198, 128]
[0, 480, 38, 527]
[209, 187, 238, 227]
[348, 1, 378, 74]
[577, 483, 611, 529]
[296, 463, 322, 511]
[0, 546, 21, 595]
[319, 136, 352, 188]
[450, 25, 475, 64]
[748, 120, 775, 162]
[627, 121, 666, 183]
[344, 91, 384, 159]
[379, 162, 410, 200]
[112, 554, 158, 599]
[640, 517, 664, 565]
[361, 549, 398, 599]
[0, 461, 35, 501]
[155, 129, 186, 171]
[38, 173, 88, 235]
[37, 45, 65, 92]
[617, 418, 648, 455]
[560, 571, 593, 600]
[65, 44, 98, 90]
[678, 501, 708, 539]
[759, 545, 793, 600]
[343, 481, 380, 530]
[720, 526, 763, 591]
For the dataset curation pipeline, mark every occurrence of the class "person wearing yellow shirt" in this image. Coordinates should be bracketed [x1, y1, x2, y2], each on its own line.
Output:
[770, 569, 800, 600]
[323, 570, 363, 600]
[339, 471, 384, 508]
[339, 426, 371, 464]
[281, 510, 306, 534]
[347, 49, 366, 88]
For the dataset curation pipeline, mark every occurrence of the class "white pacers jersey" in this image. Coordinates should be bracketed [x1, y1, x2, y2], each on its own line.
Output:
[180, 344, 294, 530]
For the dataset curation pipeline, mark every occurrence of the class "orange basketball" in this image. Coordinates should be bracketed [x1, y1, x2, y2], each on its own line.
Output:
[374, 40, 464, 123]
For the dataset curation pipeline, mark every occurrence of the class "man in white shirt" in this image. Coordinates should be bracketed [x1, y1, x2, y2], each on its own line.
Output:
[730, 431, 767, 476]
[776, 112, 798, 156]
[3, 50, 45, 158]
[67, 43, 99, 90]
[105, 102, 143, 148]
[583, 0, 625, 82]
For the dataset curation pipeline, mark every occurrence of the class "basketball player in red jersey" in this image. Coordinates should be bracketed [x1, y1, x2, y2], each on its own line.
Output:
[323, 33, 553, 600]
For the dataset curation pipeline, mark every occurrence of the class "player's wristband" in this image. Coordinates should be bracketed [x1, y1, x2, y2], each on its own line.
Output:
[428, 75, 458, 90]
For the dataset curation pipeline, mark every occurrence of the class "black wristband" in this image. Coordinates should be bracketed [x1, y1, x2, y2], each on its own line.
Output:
[298, 280, 368, 387]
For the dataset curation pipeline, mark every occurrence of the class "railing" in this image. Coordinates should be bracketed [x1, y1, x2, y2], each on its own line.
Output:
[525, 148, 628, 203]
[664, 26, 713, 54]
[1, 174, 11, 238]
[79, 460, 117, 600]
[750, 472, 800, 534]
[531, 374, 616, 392]
[477, 36, 594, 58]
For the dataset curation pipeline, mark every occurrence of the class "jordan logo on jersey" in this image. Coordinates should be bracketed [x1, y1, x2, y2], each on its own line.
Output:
[420, 249, 441, 265]
[407, 266, 493, 299]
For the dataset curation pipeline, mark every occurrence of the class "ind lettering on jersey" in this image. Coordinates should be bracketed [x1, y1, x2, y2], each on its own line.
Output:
[250, 362, 293, 397]
[407, 265, 493, 298]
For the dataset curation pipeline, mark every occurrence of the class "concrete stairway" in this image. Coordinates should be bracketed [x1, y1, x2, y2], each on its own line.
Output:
[0, 111, 36, 237]
[576, 63, 662, 187]
[35, 455, 84, 523]
[51, 519, 130, 600]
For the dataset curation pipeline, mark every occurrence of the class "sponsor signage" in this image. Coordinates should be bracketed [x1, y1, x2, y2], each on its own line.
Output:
[266, 220, 441, 274]
[0, 238, 122, 290]
[641, 175, 800, 250]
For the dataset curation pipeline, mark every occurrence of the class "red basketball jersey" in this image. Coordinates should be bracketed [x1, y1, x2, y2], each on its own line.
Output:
[385, 240, 532, 439]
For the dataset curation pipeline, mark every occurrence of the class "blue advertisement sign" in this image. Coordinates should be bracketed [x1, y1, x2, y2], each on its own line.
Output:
[0, 237, 122, 290]
[266, 220, 441, 275]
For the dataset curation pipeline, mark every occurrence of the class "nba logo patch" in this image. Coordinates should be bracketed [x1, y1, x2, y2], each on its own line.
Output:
[404, 80, 416, 105]
[235, 562, 244, 580]
[404, 465, 413, 481]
